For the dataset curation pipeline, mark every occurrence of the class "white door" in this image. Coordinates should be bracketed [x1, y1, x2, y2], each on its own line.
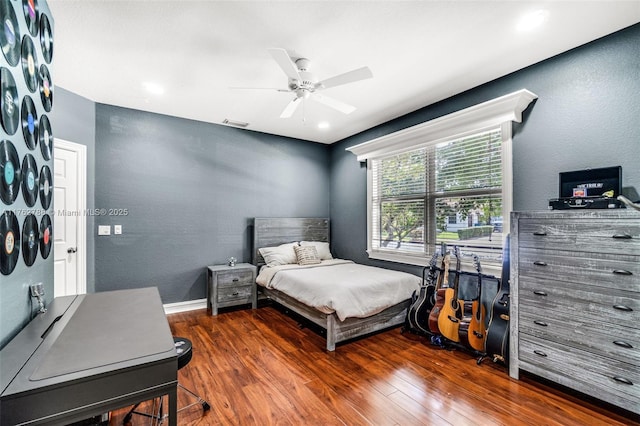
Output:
[53, 139, 87, 297]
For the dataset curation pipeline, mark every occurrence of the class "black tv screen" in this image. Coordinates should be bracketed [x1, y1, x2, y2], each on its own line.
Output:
[559, 166, 622, 198]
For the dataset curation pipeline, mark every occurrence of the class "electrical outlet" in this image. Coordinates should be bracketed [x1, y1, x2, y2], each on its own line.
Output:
[30, 283, 44, 297]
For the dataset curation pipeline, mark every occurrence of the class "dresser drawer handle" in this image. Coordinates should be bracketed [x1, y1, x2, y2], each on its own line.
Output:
[612, 234, 632, 239]
[232, 291, 239, 296]
[612, 376, 633, 386]
[612, 269, 633, 276]
[533, 350, 547, 357]
[533, 261, 547, 267]
[613, 340, 633, 349]
[232, 278, 239, 282]
[613, 305, 633, 312]
[533, 290, 548, 296]
[533, 320, 548, 327]
[533, 231, 547, 236]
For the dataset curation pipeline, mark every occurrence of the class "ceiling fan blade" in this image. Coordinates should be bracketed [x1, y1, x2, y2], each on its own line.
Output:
[316, 66, 373, 90]
[312, 93, 356, 114]
[268, 48, 300, 81]
[280, 97, 302, 118]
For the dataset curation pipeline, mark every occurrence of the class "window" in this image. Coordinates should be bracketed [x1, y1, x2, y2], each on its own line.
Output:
[347, 89, 537, 267]
[371, 129, 503, 261]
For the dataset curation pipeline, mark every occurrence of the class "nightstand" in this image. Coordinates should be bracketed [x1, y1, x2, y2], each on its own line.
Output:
[207, 263, 257, 315]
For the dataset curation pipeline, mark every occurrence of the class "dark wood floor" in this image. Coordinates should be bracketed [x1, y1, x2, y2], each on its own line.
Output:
[110, 304, 639, 425]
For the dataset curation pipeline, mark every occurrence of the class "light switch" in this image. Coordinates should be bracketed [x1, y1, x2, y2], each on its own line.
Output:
[114, 225, 122, 235]
[98, 225, 111, 235]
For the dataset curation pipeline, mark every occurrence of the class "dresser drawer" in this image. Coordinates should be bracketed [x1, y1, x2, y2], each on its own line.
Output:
[519, 336, 640, 414]
[519, 307, 640, 366]
[217, 270, 254, 287]
[518, 247, 640, 293]
[519, 276, 639, 324]
[517, 218, 640, 255]
[217, 285, 253, 305]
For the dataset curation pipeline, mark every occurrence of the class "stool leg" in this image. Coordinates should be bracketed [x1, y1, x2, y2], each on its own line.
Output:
[177, 383, 211, 412]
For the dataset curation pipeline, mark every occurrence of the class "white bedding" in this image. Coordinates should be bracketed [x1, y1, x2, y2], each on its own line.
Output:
[256, 259, 421, 321]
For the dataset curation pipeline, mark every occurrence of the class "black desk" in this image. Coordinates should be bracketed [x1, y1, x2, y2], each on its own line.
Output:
[0, 287, 178, 425]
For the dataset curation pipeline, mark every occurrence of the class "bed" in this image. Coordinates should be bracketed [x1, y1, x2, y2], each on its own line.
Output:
[252, 217, 421, 351]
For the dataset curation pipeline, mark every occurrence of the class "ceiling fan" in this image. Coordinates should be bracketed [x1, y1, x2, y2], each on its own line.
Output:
[238, 48, 373, 118]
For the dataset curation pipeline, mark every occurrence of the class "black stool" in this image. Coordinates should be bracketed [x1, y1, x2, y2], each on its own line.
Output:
[122, 337, 210, 425]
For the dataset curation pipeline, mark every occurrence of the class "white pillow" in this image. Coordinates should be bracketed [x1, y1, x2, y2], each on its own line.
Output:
[300, 241, 333, 260]
[294, 245, 321, 265]
[259, 242, 298, 267]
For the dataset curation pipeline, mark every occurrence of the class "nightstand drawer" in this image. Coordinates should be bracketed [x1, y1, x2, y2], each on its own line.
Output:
[217, 270, 254, 287]
[217, 285, 253, 304]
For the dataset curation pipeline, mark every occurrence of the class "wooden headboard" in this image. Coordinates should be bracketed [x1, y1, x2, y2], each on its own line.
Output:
[252, 218, 330, 267]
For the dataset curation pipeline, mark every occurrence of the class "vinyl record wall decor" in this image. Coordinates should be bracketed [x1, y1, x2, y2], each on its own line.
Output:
[1, 0, 53, 276]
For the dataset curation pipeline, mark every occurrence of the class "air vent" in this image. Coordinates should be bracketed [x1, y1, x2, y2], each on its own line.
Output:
[222, 119, 249, 128]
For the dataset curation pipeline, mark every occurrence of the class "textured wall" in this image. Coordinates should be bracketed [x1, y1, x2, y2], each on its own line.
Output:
[330, 24, 640, 275]
[94, 105, 330, 303]
[1, 1, 55, 348]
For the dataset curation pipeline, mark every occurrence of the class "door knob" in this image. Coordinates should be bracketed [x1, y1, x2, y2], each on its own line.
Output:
[67, 247, 77, 254]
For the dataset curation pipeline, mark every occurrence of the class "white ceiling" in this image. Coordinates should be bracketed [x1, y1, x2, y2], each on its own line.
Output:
[48, 1, 640, 144]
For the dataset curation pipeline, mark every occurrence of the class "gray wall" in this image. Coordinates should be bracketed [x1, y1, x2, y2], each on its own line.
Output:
[0, 1, 55, 349]
[94, 105, 330, 303]
[50, 87, 96, 292]
[329, 24, 640, 276]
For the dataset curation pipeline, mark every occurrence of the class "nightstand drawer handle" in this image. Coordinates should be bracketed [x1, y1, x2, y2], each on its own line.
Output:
[232, 278, 239, 282]
[612, 376, 633, 386]
[612, 234, 632, 239]
[533, 320, 548, 327]
[533, 290, 547, 296]
[533, 350, 547, 357]
[232, 291, 239, 296]
[612, 269, 632, 276]
[613, 340, 633, 349]
[533, 231, 547, 236]
[533, 261, 547, 267]
[613, 305, 633, 312]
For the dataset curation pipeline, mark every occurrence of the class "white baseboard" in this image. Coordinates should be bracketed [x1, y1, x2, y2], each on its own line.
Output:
[163, 298, 207, 315]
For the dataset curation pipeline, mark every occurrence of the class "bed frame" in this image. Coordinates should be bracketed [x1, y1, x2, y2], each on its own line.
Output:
[252, 217, 411, 351]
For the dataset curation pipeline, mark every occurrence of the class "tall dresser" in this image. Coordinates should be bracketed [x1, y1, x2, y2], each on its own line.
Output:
[510, 210, 640, 415]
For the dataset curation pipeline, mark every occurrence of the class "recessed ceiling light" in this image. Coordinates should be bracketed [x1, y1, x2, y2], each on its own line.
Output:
[143, 81, 164, 95]
[318, 121, 330, 130]
[516, 9, 549, 32]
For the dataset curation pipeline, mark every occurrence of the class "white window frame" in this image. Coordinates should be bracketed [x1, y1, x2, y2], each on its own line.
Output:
[347, 89, 537, 269]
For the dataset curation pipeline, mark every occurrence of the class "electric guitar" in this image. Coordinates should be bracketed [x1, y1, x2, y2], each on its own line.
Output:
[437, 246, 463, 342]
[485, 235, 511, 364]
[428, 252, 450, 335]
[406, 252, 439, 334]
[467, 255, 486, 352]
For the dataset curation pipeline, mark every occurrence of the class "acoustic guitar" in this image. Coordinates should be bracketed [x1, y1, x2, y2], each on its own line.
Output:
[437, 246, 463, 342]
[406, 252, 439, 334]
[467, 255, 486, 352]
[484, 235, 511, 363]
[428, 252, 450, 335]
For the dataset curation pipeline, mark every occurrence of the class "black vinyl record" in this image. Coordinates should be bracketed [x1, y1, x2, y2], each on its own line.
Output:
[1, 210, 20, 275]
[38, 163, 50, 209]
[21, 34, 37, 92]
[22, 213, 38, 266]
[38, 112, 51, 160]
[1, 139, 20, 205]
[21, 95, 38, 149]
[0, 67, 19, 135]
[0, 0, 20, 66]
[21, 153, 37, 206]
[38, 64, 52, 112]
[39, 11, 51, 64]
[39, 213, 51, 259]
[22, 0, 38, 37]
